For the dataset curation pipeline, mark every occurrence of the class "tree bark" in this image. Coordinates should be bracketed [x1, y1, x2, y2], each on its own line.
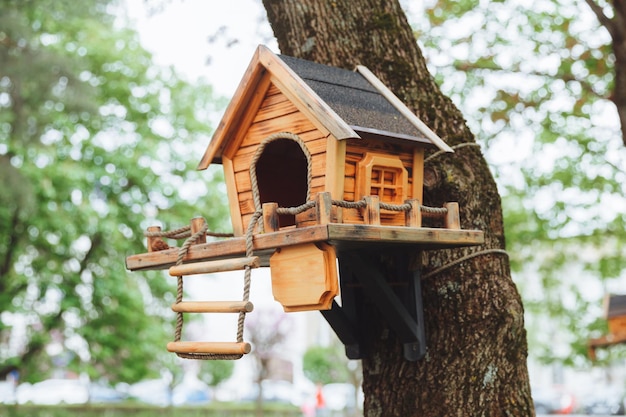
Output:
[262, 0, 534, 415]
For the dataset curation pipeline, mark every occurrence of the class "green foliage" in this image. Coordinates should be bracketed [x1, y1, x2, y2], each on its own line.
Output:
[302, 345, 350, 385]
[0, 0, 228, 383]
[199, 360, 235, 387]
[414, 0, 626, 366]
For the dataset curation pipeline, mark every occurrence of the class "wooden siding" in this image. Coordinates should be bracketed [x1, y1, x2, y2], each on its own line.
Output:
[609, 316, 626, 336]
[230, 84, 331, 234]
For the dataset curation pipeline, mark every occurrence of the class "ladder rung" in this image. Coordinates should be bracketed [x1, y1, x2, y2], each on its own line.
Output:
[169, 256, 260, 276]
[167, 341, 251, 355]
[172, 301, 254, 313]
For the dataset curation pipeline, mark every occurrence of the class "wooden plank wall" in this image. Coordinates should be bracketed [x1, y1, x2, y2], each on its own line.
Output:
[231, 84, 329, 231]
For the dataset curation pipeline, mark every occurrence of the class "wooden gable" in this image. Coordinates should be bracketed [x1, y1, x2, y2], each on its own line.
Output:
[197, 45, 359, 169]
[227, 83, 347, 235]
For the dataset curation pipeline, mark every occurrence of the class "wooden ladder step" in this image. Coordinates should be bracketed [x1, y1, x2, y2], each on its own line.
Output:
[169, 256, 260, 276]
[167, 341, 251, 355]
[172, 301, 254, 313]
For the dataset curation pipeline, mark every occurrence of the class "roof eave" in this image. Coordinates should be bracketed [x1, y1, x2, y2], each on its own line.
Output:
[355, 65, 454, 154]
[260, 47, 360, 140]
[352, 126, 433, 146]
[197, 47, 268, 170]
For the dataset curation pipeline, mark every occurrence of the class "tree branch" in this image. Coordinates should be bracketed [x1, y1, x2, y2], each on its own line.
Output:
[451, 61, 608, 99]
[584, 0, 618, 35]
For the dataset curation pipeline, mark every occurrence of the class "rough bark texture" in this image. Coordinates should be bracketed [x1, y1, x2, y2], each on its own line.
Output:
[262, 0, 534, 415]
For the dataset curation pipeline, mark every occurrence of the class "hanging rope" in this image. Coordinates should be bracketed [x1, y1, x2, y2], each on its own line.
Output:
[237, 210, 263, 346]
[421, 248, 509, 279]
[420, 141, 510, 278]
[424, 142, 482, 164]
[143, 221, 251, 360]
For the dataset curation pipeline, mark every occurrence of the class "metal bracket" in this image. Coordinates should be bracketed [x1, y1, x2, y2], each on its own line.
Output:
[321, 250, 426, 361]
[321, 300, 363, 359]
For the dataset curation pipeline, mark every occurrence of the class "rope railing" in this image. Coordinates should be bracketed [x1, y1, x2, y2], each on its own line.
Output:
[331, 199, 366, 210]
[275, 200, 317, 216]
[145, 226, 234, 240]
[145, 196, 453, 246]
[267, 196, 449, 218]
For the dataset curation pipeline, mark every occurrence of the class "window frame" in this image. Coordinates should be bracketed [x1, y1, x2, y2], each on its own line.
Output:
[356, 153, 409, 205]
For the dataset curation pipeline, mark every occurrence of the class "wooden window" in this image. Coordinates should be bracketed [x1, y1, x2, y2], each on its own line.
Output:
[356, 153, 408, 204]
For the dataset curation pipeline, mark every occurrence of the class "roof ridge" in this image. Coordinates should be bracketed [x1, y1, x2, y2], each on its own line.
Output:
[300, 76, 380, 95]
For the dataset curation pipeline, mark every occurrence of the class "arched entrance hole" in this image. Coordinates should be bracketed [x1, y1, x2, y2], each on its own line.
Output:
[254, 138, 309, 228]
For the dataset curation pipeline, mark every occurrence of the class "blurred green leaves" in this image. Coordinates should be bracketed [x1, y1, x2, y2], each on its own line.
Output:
[0, 0, 228, 382]
[415, 0, 626, 365]
[302, 345, 351, 385]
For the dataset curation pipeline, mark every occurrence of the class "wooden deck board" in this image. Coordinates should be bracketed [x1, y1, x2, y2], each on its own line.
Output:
[327, 224, 484, 249]
[588, 333, 626, 348]
[126, 224, 484, 272]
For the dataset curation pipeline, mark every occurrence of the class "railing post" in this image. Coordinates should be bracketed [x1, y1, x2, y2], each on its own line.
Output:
[405, 199, 422, 228]
[443, 202, 460, 229]
[190, 217, 207, 244]
[362, 195, 381, 225]
[147, 226, 163, 252]
[316, 192, 332, 225]
[262, 202, 280, 233]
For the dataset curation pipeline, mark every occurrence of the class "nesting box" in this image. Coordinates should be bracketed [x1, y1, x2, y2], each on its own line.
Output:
[198, 45, 453, 237]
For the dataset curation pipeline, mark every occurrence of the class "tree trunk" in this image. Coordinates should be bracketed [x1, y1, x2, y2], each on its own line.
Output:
[262, 0, 534, 415]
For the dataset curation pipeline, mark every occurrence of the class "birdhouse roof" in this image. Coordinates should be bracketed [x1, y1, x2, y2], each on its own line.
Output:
[605, 294, 626, 319]
[198, 45, 452, 169]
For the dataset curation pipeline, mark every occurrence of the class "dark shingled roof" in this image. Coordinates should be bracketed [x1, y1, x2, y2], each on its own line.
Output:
[608, 294, 626, 318]
[278, 55, 428, 142]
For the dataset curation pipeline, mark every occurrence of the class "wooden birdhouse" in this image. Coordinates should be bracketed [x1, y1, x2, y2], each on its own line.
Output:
[126, 45, 484, 362]
[588, 294, 626, 360]
[197, 45, 453, 236]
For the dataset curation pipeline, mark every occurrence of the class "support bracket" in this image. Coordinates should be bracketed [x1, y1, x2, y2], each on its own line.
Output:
[321, 249, 426, 361]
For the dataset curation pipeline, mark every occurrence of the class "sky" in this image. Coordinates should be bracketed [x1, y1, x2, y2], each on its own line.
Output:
[120, 0, 425, 95]
[122, 0, 277, 97]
